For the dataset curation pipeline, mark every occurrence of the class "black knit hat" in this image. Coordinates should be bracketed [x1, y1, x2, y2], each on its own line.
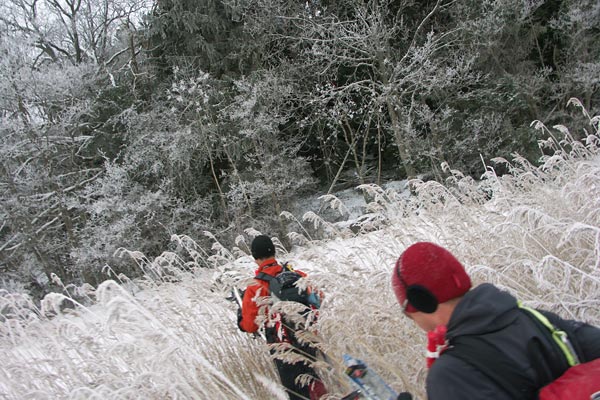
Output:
[251, 235, 276, 259]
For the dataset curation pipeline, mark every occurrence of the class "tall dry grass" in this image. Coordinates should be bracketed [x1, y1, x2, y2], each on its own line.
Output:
[1, 100, 599, 399]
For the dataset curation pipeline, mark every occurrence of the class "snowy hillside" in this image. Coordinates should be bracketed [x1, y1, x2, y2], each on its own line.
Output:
[1, 113, 600, 399]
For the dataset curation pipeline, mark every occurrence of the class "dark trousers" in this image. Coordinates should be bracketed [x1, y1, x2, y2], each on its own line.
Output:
[266, 321, 327, 400]
[270, 339, 326, 400]
[273, 357, 315, 400]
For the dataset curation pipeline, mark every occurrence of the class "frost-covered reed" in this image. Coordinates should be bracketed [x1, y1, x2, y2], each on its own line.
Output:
[1, 102, 599, 399]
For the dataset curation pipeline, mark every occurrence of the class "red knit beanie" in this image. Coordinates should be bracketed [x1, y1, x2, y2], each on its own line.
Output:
[391, 242, 471, 313]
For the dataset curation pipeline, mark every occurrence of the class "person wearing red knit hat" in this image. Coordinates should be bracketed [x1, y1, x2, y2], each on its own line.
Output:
[392, 242, 600, 400]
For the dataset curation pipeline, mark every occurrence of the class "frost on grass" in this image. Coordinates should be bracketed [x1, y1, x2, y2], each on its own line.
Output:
[1, 105, 600, 399]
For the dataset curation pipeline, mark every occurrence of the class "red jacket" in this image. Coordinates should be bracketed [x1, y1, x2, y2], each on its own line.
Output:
[239, 258, 307, 333]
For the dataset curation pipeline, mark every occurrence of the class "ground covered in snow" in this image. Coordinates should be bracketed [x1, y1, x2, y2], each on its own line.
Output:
[1, 120, 600, 399]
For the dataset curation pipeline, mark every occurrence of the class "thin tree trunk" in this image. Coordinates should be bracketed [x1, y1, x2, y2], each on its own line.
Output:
[386, 100, 416, 178]
[206, 147, 231, 224]
[326, 134, 355, 195]
[129, 26, 139, 75]
[376, 114, 382, 186]
[223, 146, 252, 217]
[341, 119, 365, 186]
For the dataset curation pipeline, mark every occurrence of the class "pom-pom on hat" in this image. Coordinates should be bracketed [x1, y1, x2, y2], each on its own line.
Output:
[391, 242, 471, 313]
[251, 235, 276, 259]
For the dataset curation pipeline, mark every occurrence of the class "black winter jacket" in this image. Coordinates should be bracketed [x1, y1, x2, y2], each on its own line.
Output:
[427, 283, 600, 400]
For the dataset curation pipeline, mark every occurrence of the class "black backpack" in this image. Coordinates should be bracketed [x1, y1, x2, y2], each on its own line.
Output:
[256, 263, 321, 309]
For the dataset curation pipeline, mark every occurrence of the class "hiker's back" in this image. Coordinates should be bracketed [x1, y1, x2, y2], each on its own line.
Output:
[429, 307, 600, 400]
[242, 235, 328, 400]
[427, 308, 557, 400]
[256, 262, 322, 344]
[426, 284, 600, 400]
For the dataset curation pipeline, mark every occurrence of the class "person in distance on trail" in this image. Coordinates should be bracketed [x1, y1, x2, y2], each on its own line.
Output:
[391, 242, 600, 400]
[238, 235, 326, 400]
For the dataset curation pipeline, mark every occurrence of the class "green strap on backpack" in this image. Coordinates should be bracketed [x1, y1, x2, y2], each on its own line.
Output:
[518, 302, 580, 367]
[447, 301, 591, 400]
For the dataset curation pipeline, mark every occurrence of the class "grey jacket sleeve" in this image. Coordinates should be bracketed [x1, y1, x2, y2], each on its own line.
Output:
[575, 323, 600, 361]
[426, 355, 514, 400]
[573, 323, 600, 361]
[542, 310, 600, 362]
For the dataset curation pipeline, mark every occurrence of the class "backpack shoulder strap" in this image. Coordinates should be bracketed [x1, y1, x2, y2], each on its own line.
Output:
[255, 272, 274, 282]
[518, 303, 580, 366]
[256, 263, 289, 296]
[256, 262, 291, 282]
[447, 335, 531, 400]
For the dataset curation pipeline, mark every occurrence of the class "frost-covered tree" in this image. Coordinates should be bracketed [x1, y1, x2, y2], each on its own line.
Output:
[251, 0, 474, 178]
[114, 66, 316, 235]
[67, 160, 213, 280]
[0, 7, 149, 294]
[429, 0, 600, 173]
[0, 90, 103, 294]
[221, 72, 317, 230]
[2, 0, 599, 299]
[233, 0, 600, 179]
[0, 0, 149, 68]
[146, 0, 255, 78]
